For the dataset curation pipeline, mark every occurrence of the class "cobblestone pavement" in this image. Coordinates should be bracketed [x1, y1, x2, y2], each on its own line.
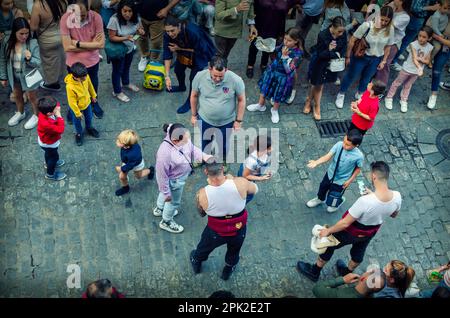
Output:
[1, 20, 449, 297]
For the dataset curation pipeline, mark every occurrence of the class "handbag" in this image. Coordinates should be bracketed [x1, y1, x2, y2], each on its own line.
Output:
[104, 36, 128, 61]
[325, 146, 345, 208]
[352, 22, 371, 58]
[328, 52, 345, 72]
[175, 24, 194, 66]
[25, 68, 43, 88]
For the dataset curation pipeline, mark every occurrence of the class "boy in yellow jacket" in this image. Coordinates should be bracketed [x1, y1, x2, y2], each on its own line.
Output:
[65, 62, 100, 146]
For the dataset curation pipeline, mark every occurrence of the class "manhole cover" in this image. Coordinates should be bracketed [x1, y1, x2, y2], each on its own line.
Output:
[436, 129, 450, 159]
[316, 120, 352, 138]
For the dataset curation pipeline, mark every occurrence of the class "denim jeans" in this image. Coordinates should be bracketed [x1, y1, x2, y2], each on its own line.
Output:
[193, 225, 247, 267]
[111, 50, 135, 94]
[41, 147, 59, 175]
[71, 104, 93, 135]
[199, 116, 234, 162]
[156, 172, 190, 222]
[237, 163, 254, 203]
[431, 49, 450, 92]
[340, 54, 382, 94]
[393, 16, 425, 64]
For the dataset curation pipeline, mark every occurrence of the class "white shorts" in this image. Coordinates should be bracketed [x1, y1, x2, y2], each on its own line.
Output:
[122, 159, 145, 172]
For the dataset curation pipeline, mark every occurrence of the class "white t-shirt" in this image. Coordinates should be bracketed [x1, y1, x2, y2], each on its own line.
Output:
[244, 151, 271, 176]
[107, 14, 141, 54]
[353, 21, 395, 57]
[349, 191, 402, 226]
[402, 40, 434, 75]
[392, 11, 410, 48]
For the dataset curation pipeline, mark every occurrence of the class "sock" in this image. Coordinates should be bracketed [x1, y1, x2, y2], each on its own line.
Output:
[115, 185, 130, 196]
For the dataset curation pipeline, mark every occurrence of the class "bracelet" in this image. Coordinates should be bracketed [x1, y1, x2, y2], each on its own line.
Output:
[235, 119, 242, 123]
[192, 113, 198, 117]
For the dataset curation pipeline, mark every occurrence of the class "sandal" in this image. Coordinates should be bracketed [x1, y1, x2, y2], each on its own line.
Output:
[125, 84, 140, 92]
[313, 106, 321, 121]
[303, 98, 311, 114]
[112, 91, 130, 102]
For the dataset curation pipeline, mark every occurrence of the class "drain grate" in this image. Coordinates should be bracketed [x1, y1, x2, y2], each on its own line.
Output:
[316, 120, 352, 138]
[436, 129, 450, 160]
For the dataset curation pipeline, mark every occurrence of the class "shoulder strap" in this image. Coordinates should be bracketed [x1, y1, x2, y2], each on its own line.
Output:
[362, 22, 371, 39]
[163, 140, 194, 171]
[330, 145, 344, 184]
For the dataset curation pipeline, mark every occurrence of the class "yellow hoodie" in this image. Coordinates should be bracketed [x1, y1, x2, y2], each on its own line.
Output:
[64, 73, 97, 118]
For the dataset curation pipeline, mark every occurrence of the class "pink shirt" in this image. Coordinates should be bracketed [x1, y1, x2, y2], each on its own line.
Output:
[60, 10, 103, 68]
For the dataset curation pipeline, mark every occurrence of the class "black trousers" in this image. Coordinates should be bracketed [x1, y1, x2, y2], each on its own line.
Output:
[247, 38, 270, 67]
[214, 35, 237, 60]
[194, 225, 246, 267]
[348, 122, 367, 136]
[42, 147, 59, 175]
[318, 230, 373, 263]
[317, 173, 344, 203]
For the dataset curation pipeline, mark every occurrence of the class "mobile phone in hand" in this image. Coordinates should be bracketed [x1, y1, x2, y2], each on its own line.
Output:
[133, 34, 140, 41]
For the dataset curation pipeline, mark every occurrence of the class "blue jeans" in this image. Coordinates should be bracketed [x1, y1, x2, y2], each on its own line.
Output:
[71, 104, 93, 135]
[237, 163, 254, 203]
[199, 116, 234, 162]
[431, 49, 450, 92]
[111, 50, 135, 94]
[156, 173, 190, 222]
[393, 16, 425, 64]
[41, 147, 59, 176]
[340, 55, 382, 94]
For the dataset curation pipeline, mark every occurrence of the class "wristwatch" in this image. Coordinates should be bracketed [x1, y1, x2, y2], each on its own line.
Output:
[76, 41, 80, 48]
[235, 119, 243, 123]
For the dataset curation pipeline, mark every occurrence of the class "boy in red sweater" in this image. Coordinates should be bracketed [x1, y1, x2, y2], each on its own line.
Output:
[348, 80, 385, 137]
[37, 97, 66, 181]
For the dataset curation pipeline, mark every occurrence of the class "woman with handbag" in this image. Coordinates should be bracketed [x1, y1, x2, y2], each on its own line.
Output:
[303, 16, 347, 120]
[335, 5, 395, 109]
[163, 15, 216, 114]
[0, 17, 41, 129]
[30, 0, 67, 92]
[107, 0, 144, 102]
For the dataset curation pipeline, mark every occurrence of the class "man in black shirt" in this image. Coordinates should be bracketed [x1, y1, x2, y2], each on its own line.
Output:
[137, 0, 180, 71]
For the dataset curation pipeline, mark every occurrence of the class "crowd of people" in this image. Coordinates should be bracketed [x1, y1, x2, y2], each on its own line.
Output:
[1, 0, 449, 298]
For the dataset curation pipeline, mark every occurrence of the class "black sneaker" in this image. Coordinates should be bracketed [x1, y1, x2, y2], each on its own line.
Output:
[221, 265, 235, 281]
[148, 166, 155, 180]
[296, 261, 320, 282]
[93, 112, 104, 119]
[115, 185, 130, 196]
[75, 134, 83, 146]
[190, 250, 202, 274]
[87, 128, 100, 138]
[246, 67, 254, 79]
[336, 259, 352, 277]
[176, 101, 191, 114]
[40, 82, 61, 91]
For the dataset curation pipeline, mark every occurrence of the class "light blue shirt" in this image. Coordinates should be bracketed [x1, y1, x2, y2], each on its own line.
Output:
[303, 0, 324, 16]
[327, 141, 364, 185]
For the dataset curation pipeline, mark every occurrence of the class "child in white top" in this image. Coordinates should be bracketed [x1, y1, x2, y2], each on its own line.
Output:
[427, 0, 450, 64]
[385, 26, 434, 113]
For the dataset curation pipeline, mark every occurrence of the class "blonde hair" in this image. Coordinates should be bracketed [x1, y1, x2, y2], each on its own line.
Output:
[389, 260, 415, 297]
[116, 129, 139, 146]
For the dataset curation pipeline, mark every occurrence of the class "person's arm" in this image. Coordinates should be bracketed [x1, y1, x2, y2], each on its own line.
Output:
[66, 87, 82, 118]
[377, 45, 391, 70]
[196, 188, 207, 217]
[342, 167, 361, 189]
[157, 0, 181, 19]
[423, 2, 441, 12]
[431, 12, 443, 36]
[420, 51, 432, 67]
[155, 153, 172, 200]
[26, 40, 41, 68]
[215, 0, 248, 21]
[242, 167, 270, 181]
[432, 33, 450, 46]
[312, 277, 346, 298]
[246, 179, 258, 195]
[108, 29, 132, 43]
[86, 76, 97, 100]
[30, 2, 40, 32]
[13, 7, 24, 18]
[190, 90, 199, 125]
[234, 93, 245, 130]
[281, 49, 301, 74]
[410, 44, 421, 70]
[320, 213, 356, 237]
[307, 151, 334, 169]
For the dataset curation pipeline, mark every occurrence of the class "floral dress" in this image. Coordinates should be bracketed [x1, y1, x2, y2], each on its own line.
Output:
[258, 45, 302, 103]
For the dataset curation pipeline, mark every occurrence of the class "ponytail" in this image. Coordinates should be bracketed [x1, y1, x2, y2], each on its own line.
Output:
[389, 260, 415, 297]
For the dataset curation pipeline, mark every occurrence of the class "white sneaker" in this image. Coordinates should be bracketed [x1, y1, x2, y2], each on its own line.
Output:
[355, 91, 363, 100]
[270, 108, 279, 123]
[400, 100, 408, 113]
[427, 94, 437, 109]
[384, 98, 393, 110]
[335, 93, 345, 109]
[159, 219, 184, 234]
[8, 111, 26, 126]
[138, 57, 148, 72]
[286, 89, 296, 104]
[398, 54, 406, 61]
[112, 91, 130, 102]
[334, 78, 341, 86]
[209, 27, 215, 36]
[391, 62, 403, 72]
[306, 197, 323, 208]
[153, 207, 178, 217]
[247, 103, 266, 112]
[327, 197, 346, 213]
[24, 114, 38, 129]
[270, 98, 275, 106]
[439, 81, 450, 91]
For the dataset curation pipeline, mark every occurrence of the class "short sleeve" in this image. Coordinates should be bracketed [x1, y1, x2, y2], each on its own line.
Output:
[387, 26, 395, 46]
[244, 156, 258, 171]
[356, 153, 364, 168]
[348, 196, 367, 219]
[191, 71, 202, 93]
[60, 13, 69, 36]
[234, 74, 245, 96]
[353, 22, 370, 39]
[93, 12, 104, 34]
[106, 16, 119, 31]
[330, 141, 342, 155]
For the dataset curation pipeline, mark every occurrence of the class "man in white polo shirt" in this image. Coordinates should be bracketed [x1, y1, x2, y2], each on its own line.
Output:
[190, 56, 246, 167]
[297, 161, 402, 282]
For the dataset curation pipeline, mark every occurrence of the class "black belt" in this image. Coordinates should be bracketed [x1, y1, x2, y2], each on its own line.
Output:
[209, 210, 245, 220]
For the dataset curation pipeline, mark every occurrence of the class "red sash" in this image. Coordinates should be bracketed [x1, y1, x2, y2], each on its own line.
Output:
[342, 211, 381, 237]
[207, 210, 248, 237]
